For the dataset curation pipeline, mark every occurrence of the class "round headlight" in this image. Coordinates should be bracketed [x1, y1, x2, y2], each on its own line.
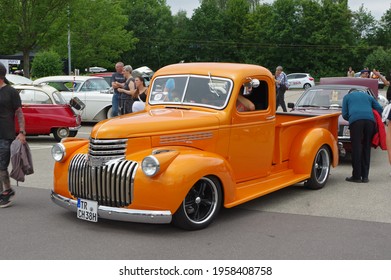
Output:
[141, 156, 160, 177]
[51, 143, 66, 162]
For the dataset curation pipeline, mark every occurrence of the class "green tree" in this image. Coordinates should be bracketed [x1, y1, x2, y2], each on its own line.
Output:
[48, 0, 136, 72]
[187, 0, 226, 62]
[120, 0, 174, 70]
[364, 48, 391, 80]
[31, 50, 63, 78]
[0, 0, 70, 77]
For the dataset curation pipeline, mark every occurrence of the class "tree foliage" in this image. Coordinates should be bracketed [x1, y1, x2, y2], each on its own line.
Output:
[31, 50, 63, 78]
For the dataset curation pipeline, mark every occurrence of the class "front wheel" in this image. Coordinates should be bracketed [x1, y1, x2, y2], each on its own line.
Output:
[304, 145, 331, 189]
[172, 176, 222, 230]
[106, 107, 112, 119]
[52, 127, 70, 142]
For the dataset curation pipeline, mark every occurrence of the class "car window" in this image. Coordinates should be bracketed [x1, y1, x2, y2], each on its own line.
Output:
[45, 81, 75, 92]
[80, 79, 110, 92]
[19, 89, 52, 104]
[287, 74, 295, 79]
[297, 74, 306, 79]
[52, 91, 68, 105]
[296, 88, 351, 107]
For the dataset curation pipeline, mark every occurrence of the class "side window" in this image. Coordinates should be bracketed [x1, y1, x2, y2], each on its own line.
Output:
[237, 80, 269, 112]
[19, 89, 35, 104]
[34, 90, 52, 104]
[19, 89, 52, 104]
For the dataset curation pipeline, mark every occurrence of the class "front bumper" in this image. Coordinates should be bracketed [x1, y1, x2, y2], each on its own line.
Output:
[51, 191, 172, 224]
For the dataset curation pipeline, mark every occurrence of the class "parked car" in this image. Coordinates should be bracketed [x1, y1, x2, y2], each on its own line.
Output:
[6, 73, 82, 141]
[5, 73, 33, 85]
[14, 83, 82, 141]
[33, 76, 112, 122]
[288, 77, 388, 157]
[286, 73, 315, 89]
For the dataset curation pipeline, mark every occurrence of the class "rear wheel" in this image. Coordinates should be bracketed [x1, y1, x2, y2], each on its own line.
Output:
[172, 176, 222, 230]
[303, 83, 312, 89]
[304, 145, 331, 189]
[52, 127, 70, 142]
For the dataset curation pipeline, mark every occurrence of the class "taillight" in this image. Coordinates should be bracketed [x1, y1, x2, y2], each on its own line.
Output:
[309, 77, 314, 81]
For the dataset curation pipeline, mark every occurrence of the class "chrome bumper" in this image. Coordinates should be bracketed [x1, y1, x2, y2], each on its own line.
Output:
[69, 125, 81, 131]
[51, 191, 172, 224]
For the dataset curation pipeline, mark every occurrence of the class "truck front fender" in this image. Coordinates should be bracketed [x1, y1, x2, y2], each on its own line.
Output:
[133, 149, 236, 213]
[288, 128, 338, 174]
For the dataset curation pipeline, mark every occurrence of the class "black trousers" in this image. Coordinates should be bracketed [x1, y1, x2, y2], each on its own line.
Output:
[349, 120, 376, 180]
[276, 87, 287, 112]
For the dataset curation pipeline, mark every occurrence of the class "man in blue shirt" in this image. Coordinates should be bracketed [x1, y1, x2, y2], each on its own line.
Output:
[111, 62, 126, 117]
[342, 89, 383, 183]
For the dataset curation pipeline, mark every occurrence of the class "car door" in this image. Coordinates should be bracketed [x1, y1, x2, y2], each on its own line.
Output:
[19, 89, 53, 134]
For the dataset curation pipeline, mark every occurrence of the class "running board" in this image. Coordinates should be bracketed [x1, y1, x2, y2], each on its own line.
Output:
[225, 170, 309, 208]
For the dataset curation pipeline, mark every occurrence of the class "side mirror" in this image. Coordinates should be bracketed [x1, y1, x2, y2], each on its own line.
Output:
[250, 79, 260, 88]
[243, 79, 260, 89]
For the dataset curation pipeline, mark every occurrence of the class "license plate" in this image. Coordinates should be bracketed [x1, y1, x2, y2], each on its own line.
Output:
[77, 198, 98, 222]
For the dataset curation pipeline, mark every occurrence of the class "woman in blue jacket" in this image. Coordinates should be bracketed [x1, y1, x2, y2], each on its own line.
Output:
[342, 89, 383, 183]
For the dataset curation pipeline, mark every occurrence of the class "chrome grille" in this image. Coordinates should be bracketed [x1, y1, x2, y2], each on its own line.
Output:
[68, 154, 138, 207]
[89, 138, 127, 157]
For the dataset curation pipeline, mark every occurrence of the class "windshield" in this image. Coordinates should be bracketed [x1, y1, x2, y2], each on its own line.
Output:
[149, 75, 232, 109]
[296, 88, 358, 108]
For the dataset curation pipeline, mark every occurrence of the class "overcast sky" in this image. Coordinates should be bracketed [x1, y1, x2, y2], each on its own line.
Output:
[166, 0, 390, 20]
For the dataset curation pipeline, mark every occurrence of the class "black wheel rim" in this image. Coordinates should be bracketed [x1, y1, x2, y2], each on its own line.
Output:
[314, 148, 330, 184]
[183, 177, 218, 224]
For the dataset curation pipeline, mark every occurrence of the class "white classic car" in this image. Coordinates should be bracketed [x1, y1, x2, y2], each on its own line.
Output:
[33, 76, 112, 122]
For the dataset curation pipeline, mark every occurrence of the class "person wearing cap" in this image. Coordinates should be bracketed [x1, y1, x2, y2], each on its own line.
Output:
[0, 62, 26, 207]
[342, 89, 383, 183]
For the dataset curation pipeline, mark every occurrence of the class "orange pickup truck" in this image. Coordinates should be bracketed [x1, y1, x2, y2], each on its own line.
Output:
[51, 63, 339, 230]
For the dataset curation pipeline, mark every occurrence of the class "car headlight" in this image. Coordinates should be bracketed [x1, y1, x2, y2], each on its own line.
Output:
[51, 143, 66, 162]
[141, 155, 160, 177]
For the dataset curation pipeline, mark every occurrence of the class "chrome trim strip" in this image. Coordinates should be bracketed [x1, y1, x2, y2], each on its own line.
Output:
[51, 191, 172, 224]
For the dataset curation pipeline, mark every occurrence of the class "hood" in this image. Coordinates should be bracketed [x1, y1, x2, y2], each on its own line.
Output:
[91, 108, 221, 139]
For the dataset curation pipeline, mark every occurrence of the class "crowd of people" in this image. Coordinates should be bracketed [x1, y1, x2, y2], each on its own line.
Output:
[110, 61, 148, 116]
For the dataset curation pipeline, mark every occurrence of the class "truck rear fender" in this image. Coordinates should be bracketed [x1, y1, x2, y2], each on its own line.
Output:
[288, 128, 338, 174]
